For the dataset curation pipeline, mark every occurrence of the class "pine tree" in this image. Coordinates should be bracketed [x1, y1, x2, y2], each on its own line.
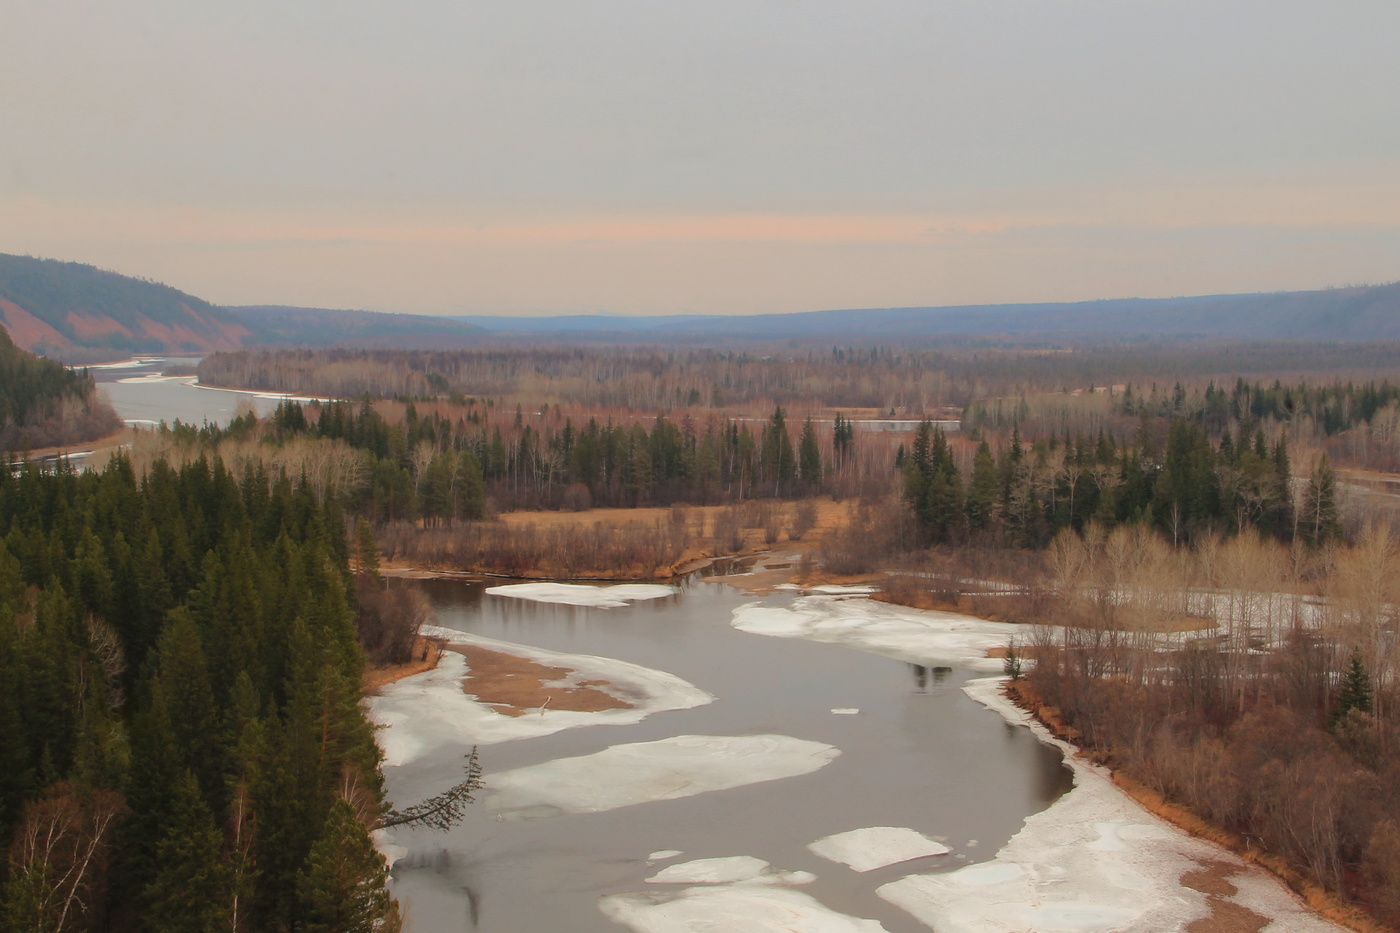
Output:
[798, 417, 822, 487]
[142, 771, 229, 933]
[296, 799, 401, 933]
[1331, 649, 1373, 726]
[354, 518, 381, 581]
[966, 440, 998, 532]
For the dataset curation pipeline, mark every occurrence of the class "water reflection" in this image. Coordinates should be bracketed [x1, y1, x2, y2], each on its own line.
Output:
[387, 580, 1071, 932]
[908, 663, 956, 693]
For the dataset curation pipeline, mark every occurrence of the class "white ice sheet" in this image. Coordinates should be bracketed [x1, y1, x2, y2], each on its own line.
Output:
[731, 595, 1022, 672]
[484, 733, 840, 819]
[600, 885, 889, 933]
[485, 582, 677, 607]
[645, 856, 814, 886]
[808, 826, 950, 872]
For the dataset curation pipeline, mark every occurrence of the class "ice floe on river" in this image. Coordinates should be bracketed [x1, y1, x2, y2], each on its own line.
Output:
[485, 582, 677, 607]
[808, 827, 950, 873]
[645, 856, 814, 886]
[732, 594, 1021, 672]
[600, 885, 889, 933]
[874, 676, 1348, 933]
[483, 733, 840, 820]
[367, 627, 711, 764]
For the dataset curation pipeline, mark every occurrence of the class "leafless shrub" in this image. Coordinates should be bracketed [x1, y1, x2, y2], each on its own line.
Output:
[789, 499, 818, 541]
[818, 498, 914, 575]
[561, 483, 592, 512]
[356, 578, 431, 666]
[376, 518, 691, 579]
[711, 506, 746, 554]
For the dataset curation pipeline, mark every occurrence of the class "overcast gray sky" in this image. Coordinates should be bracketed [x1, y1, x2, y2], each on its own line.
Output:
[3, 1, 1397, 315]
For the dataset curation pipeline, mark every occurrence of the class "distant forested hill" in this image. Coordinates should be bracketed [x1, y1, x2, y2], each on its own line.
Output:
[6, 250, 1398, 356]
[457, 281, 1400, 344]
[230, 305, 487, 347]
[0, 254, 252, 357]
[0, 327, 121, 450]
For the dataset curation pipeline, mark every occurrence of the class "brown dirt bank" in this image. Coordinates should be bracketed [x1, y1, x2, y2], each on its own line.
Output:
[449, 644, 631, 717]
[363, 636, 444, 691]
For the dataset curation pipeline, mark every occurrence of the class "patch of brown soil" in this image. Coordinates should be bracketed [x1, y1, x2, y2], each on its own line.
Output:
[1185, 898, 1270, 933]
[65, 312, 133, 340]
[363, 636, 444, 691]
[451, 645, 631, 717]
[1183, 862, 1269, 933]
[1183, 860, 1242, 898]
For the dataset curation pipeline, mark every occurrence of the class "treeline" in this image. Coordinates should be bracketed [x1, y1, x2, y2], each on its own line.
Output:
[198, 345, 968, 413]
[0, 454, 402, 931]
[901, 417, 1338, 549]
[197, 342, 1400, 417]
[0, 329, 121, 451]
[965, 377, 1400, 473]
[182, 398, 877, 517]
[1018, 523, 1400, 924]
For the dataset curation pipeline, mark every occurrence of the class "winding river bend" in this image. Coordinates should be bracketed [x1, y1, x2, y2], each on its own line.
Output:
[97, 361, 1071, 931]
[89, 357, 1359, 933]
[380, 580, 1069, 932]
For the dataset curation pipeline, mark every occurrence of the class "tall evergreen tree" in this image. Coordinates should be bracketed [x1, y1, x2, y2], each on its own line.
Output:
[296, 799, 401, 933]
[142, 771, 229, 933]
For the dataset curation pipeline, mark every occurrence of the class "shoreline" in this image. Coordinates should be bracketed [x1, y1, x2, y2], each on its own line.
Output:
[943, 676, 1363, 933]
[999, 678, 1386, 933]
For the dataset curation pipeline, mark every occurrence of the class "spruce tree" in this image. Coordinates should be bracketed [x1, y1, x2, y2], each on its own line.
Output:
[142, 771, 229, 933]
[966, 440, 997, 532]
[1331, 650, 1374, 726]
[296, 799, 400, 933]
[799, 417, 822, 488]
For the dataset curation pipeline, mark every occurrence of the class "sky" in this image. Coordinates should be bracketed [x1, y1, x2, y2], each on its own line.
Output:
[3, 1, 1398, 317]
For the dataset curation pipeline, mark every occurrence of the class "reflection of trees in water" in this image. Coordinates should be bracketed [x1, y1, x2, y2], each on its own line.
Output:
[909, 663, 954, 692]
[416, 848, 483, 928]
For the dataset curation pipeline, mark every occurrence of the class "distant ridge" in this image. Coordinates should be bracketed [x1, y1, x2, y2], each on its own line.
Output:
[0, 253, 487, 358]
[3, 251, 1398, 355]
[229, 305, 487, 348]
[0, 254, 251, 358]
[455, 282, 1400, 344]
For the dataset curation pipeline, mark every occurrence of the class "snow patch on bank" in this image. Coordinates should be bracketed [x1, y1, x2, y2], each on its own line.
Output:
[876, 676, 1349, 933]
[731, 595, 1021, 672]
[808, 827, 950, 873]
[485, 582, 677, 608]
[600, 886, 889, 933]
[645, 856, 814, 886]
[367, 628, 711, 765]
[484, 734, 840, 819]
[116, 374, 197, 384]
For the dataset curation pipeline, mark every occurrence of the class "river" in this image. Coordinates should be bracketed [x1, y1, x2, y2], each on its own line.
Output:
[95, 359, 1072, 932]
[383, 580, 1069, 932]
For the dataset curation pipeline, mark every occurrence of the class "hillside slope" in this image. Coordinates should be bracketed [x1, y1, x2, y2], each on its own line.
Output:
[0, 254, 252, 357]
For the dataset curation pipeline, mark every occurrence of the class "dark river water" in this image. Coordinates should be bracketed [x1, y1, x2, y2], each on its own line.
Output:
[385, 579, 1070, 933]
[97, 358, 1070, 933]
